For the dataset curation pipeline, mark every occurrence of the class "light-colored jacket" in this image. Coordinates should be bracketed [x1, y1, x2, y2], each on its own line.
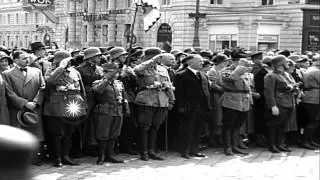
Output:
[0, 74, 10, 125]
[302, 66, 320, 104]
[3, 66, 45, 140]
[134, 59, 175, 107]
[221, 65, 253, 112]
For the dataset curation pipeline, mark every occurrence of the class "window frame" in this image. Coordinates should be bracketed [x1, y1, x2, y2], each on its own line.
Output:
[261, 0, 274, 6]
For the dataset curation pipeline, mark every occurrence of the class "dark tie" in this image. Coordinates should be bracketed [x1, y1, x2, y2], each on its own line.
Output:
[20, 67, 27, 72]
[196, 71, 201, 80]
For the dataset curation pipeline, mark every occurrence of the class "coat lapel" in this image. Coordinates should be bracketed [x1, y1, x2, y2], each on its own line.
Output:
[11, 66, 25, 82]
[24, 67, 33, 86]
[186, 68, 199, 81]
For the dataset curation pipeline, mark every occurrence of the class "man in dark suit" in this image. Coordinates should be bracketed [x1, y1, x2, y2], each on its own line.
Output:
[173, 54, 211, 159]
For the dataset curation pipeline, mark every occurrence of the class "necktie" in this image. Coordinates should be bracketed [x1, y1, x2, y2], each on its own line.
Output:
[20, 67, 27, 77]
[20, 67, 27, 72]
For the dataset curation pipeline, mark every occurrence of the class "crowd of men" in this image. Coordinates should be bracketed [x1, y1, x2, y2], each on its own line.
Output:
[0, 42, 319, 168]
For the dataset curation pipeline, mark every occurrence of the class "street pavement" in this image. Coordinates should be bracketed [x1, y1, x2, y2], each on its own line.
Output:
[31, 147, 319, 180]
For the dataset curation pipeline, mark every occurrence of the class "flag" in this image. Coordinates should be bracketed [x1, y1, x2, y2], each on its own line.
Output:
[135, 0, 161, 32]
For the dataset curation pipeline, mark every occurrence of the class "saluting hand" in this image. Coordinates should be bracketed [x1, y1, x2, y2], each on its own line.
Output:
[59, 57, 72, 69]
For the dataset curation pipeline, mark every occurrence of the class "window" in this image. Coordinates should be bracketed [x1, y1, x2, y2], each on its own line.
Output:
[25, 13, 28, 24]
[209, 34, 237, 52]
[127, 0, 131, 8]
[24, 36, 28, 48]
[262, 0, 273, 5]
[16, 13, 19, 24]
[162, 0, 170, 5]
[102, 25, 108, 42]
[105, 0, 109, 9]
[7, 14, 10, 24]
[210, 0, 223, 5]
[306, 0, 320, 4]
[15, 36, 19, 47]
[35, 12, 39, 24]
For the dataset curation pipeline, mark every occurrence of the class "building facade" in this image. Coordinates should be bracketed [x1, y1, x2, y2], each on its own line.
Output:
[0, 0, 319, 53]
[0, 0, 56, 49]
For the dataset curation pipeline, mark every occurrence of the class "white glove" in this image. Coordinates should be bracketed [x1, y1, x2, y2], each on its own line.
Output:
[59, 57, 72, 69]
[271, 106, 279, 116]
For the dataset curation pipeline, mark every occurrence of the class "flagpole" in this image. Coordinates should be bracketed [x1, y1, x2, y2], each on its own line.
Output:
[126, 4, 139, 65]
[129, 4, 139, 51]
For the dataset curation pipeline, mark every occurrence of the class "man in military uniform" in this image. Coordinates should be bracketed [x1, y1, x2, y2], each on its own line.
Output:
[109, 47, 139, 155]
[134, 47, 175, 161]
[264, 55, 296, 153]
[76, 47, 103, 156]
[220, 57, 257, 155]
[92, 63, 130, 165]
[43, 50, 87, 167]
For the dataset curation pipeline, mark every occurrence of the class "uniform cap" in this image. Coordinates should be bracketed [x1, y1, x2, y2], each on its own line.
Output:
[84, 47, 102, 60]
[288, 55, 301, 62]
[200, 50, 213, 60]
[271, 55, 287, 67]
[183, 47, 195, 54]
[250, 52, 263, 60]
[53, 50, 71, 64]
[278, 49, 291, 57]
[262, 56, 272, 65]
[143, 47, 162, 60]
[30, 42, 45, 52]
[213, 54, 229, 65]
[109, 47, 128, 60]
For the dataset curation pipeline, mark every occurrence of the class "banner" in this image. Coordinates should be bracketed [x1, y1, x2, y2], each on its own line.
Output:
[135, 0, 161, 32]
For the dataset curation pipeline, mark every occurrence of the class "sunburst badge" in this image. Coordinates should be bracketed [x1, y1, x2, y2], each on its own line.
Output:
[65, 99, 82, 117]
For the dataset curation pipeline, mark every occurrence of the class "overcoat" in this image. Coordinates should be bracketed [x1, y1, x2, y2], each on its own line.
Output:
[302, 66, 320, 105]
[3, 66, 45, 140]
[0, 74, 9, 125]
[207, 67, 224, 127]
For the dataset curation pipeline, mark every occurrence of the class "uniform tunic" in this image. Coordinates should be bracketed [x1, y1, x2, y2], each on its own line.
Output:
[43, 66, 87, 136]
[133, 59, 175, 130]
[76, 63, 103, 144]
[264, 70, 295, 127]
[220, 65, 253, 128]
[92, 79, 129, 140]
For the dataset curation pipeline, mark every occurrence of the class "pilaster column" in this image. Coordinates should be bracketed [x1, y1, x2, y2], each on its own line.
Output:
[68, 0, 77, 43]
[108, 0, 116, 44]
[87, 0, 96, 44]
